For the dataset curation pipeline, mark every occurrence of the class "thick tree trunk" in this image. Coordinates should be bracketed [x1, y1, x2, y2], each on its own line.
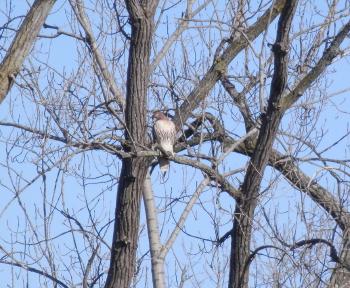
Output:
[0, 0, 56, 103]
[104, 2, 156, 287]
[104, 158, 149, 288]
[228, 1, 298, 287]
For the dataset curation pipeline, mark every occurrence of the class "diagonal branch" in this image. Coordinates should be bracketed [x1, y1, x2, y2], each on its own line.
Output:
[160, 177, 210, 258]
[182, 122, 350, 232]
[220, 74, 255, 130]
[0, 0, 56, 103]
[171, 155, 240, 198]
[150, 0, 211, 72]
[270, 150, 350, 230]
[173, 0, 287, 129]
[0, 257, 68, 288]
[281, 19, 350, 111]
[143, 172, 166, 288]
[70, 0, 125, 109]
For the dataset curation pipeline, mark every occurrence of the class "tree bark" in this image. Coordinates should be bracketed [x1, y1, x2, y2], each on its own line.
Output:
[0, 0, 56, 103]
[228, 1, 298, 287]
[104, 1, 157, 287]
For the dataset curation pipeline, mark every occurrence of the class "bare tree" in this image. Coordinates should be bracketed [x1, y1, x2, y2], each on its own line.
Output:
[1, 0, 350, 287]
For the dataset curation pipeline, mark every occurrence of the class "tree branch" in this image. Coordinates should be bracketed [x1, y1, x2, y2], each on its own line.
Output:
[173, 0, 287, 129]
[0, 258, 68, 288]
[143, 172, 166, 288]
[0, 0, 56, 103]
[70, 0, 125, 109]
[281, 19, 350, 111]
[220, 74, 256, 130]
[150, 0, 210, 72]
[160, 177, 210, 258]
[229, 2, 298, 287]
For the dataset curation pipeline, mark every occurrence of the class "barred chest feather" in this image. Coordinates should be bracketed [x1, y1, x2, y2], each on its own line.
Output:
[154, 119, 176, 153]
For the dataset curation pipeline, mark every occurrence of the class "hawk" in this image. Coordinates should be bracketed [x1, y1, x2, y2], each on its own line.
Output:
[152, 111, 176, 175]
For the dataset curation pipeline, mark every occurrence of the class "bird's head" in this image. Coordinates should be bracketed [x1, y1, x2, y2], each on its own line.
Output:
[152, 111, 167, 121]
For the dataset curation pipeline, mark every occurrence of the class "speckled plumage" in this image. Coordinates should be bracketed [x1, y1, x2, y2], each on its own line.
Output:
[152, 111, 176, 175]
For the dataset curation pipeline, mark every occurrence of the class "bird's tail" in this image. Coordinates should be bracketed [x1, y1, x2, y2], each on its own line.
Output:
[159, 158, 170, 176]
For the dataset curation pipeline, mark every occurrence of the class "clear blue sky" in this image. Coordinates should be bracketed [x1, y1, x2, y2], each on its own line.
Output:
[1, 0, 350, 287]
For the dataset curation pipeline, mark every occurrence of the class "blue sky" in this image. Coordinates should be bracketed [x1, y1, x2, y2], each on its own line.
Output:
[1, 0, 350, 287]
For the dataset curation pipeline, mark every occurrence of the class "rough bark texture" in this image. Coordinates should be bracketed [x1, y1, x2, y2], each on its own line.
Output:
[0, 0, 56, 103]
[104, 1, 156, 287]
[228, 2, 298, 287]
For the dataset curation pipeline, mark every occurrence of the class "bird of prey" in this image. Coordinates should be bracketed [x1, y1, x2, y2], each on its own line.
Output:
[152, 111, 176, 175]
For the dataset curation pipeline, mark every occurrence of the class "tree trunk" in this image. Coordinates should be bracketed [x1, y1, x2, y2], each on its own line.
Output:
[104, 158, 149, 288]
[104, 2, 156, 287]
[228, 1, 298, 287]
[0, 0, 56, 103]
